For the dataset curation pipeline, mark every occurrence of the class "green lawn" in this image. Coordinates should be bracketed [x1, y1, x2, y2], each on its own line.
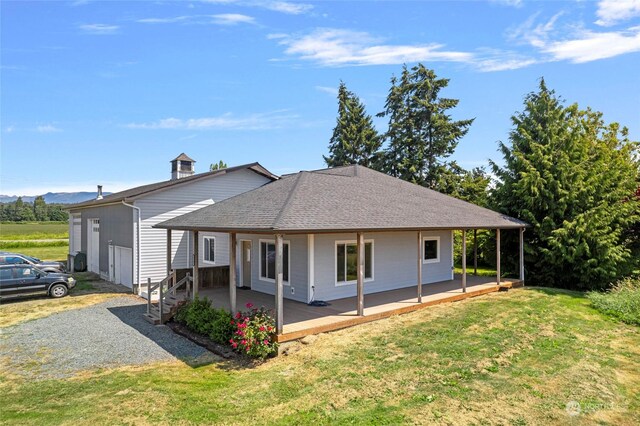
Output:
[1, 288, 638, 425]
[0, 222, 69, 261]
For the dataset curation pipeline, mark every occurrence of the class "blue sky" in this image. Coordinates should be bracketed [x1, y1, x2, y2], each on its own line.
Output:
[1, 0, 639, 195]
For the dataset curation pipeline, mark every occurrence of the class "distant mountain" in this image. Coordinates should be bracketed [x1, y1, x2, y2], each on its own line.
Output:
[0, 192, 113, 204]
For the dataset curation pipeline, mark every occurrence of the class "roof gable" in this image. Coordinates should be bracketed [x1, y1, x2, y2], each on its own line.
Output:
[67, 162, 277, 210]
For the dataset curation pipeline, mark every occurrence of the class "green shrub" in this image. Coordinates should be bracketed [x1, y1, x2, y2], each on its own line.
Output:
[588, 276, 640, 326]
[230, 303, 278, 359]
[174, 297, 235, 344]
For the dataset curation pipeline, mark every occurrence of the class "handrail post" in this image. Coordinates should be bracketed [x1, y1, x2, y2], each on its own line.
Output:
[147, 277, 151, 315]
[186, 272, 191, 300]
[159, 277, 164, 323]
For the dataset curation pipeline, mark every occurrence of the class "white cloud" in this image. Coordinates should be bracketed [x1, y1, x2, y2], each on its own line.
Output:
[274, 28, 474, 67]
[510, 12, 640, 64]
[137, 14, 255, 25]
[315, 85, 338, 96]
[35, 125, 62, 133]
[262, 1, 313, 15]
[126, 110, 298, 130]
[595, 0, 640, 26]
[201, 0, 313, 15]
[489, 0, 523, 7]
[78, 23, 119, 35]
[211, 13, 255, 25]
[542, 26, 640, 63]
[4, 126, 15, 133]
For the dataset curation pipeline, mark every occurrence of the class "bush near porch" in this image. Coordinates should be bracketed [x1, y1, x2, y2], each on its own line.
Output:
[174, 298, 278, 358]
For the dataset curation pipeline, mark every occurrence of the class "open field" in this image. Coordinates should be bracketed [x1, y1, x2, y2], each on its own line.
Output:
[1, 287, 638, 425]
[0, 222, 69, 261]
[0, 222, 68, 240]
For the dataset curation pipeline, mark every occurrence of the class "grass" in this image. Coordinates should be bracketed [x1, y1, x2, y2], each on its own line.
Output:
[454, 263, 499, 277]
[0, 222, 68, 240]
[1, 287, 638, 425]
[0, 222, 69, 261]
[588, 276, 640, 326]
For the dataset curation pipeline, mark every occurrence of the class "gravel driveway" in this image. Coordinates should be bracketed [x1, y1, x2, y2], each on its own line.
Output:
[0, 297, 213, 379]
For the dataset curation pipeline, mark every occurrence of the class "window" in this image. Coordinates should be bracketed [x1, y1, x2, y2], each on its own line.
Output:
[423, 236, 440, 263]
[204, 237, 215, 263]
[336, 241, 373, 285]
[259, 240, 289, 283]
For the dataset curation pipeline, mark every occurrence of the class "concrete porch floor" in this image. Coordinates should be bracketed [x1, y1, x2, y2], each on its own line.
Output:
[195, 275, 522, 342]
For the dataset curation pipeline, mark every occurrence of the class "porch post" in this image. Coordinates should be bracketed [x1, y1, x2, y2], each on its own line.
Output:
[229, 233, 237, 314]
[462, 229, 467, 293]
[496, 228, 501, 286]
[166, 229, 172, 276]
[519, 227, 525, 284]
[357, 232, 365, 316]
[275, 234, 284, 334]
[192, 230, 199, 300]
[473, 229, 478, 276]
[417, 230, 422, 303]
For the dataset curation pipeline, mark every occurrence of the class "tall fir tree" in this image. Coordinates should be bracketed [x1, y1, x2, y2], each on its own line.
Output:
[379, 64, 474, 188]
[491, 79, 640, 290]
[324, 82, 382, 168]
[33, 196, 48, 221]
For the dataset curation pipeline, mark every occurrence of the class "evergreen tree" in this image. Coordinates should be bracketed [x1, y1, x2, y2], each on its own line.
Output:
[491, 79, 640, 290]
[210, 161, 227, 171]
[379, 64, 474, 187]
[324, 82, 382, 168]
[33, 196, 48, 221]
[13, 197, 35, 221]
[435, 163, 490, 207]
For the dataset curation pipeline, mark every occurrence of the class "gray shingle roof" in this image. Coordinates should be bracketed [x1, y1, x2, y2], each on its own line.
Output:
[172, 153, 195, 162]
[155, 165, 527, 233]
[67, 163, 277, 210]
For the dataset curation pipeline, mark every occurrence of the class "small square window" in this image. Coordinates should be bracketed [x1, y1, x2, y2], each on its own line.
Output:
[423, 237, 439, 263]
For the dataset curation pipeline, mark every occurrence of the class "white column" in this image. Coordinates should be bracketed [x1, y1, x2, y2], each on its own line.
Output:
[473, 229, 478, 276]
[462, 229, 467, 293]
[275, 234, 284, 334]
[496, 228, 501, 286]
[519, 227, 525, 284]
[192, 230, 199, 300]
[229, 233, 237, 314]
[417, 231, 423, 303]
[166, 229, 172, 277]
[357, 232, 365, 316]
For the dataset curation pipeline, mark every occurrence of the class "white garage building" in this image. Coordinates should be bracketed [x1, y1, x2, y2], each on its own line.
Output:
[66, 154, 276, 292]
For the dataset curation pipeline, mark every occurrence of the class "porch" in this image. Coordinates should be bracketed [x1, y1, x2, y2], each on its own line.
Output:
[198, 275, 522, 342]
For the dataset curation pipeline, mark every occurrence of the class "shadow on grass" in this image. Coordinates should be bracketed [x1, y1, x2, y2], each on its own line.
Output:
[523, 286, 587, 299]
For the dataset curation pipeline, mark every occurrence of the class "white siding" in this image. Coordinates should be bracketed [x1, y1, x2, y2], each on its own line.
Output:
[313, 231, 453, 301]
[136, 169, 271, 284]
[237, 233, 309, 303]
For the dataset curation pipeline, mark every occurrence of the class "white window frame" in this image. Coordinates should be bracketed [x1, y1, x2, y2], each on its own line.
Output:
[258, 239, 290, 285]
[335, 239, 374, 287]
[203, 236, 216, 265]
[423, 236, 440, 264]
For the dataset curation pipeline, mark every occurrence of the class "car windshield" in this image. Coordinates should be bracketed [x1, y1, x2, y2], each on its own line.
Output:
[25, 255, 41, 263]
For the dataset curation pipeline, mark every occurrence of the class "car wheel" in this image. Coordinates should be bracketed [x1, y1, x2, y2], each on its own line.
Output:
[50, 284, 68, 298]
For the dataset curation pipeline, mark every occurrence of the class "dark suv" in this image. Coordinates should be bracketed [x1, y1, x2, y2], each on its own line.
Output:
[0, 252, 66, 273]
[0, 265, 76, 299]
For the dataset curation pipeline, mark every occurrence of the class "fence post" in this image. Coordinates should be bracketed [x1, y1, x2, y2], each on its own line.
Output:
[159, 278, 164, 323]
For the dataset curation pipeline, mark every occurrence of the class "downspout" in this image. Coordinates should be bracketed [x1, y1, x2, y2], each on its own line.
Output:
[122, 200, 141, 294]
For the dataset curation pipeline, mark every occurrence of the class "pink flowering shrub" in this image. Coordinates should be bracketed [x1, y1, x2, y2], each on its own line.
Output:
[229, 302, 278, 358]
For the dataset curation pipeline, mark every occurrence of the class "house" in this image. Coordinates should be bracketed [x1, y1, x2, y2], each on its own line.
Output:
[155, 164, 528, 338]
[66, 154, 277, 294]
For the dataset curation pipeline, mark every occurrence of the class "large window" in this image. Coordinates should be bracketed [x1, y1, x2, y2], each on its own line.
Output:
[336, 241, 373, 285]
[423, 236, 440, 263]
[203, 237, 215, 263]
[259, 240, 289, 283]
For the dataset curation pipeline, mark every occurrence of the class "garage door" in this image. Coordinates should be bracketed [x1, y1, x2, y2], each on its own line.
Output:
[87, 219, 100, 274]
[115, 246, 133, 288]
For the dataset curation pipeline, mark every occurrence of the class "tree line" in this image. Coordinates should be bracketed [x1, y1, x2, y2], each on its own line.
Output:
[0, 197, 68, 222]
[324, 64, 640, 291]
